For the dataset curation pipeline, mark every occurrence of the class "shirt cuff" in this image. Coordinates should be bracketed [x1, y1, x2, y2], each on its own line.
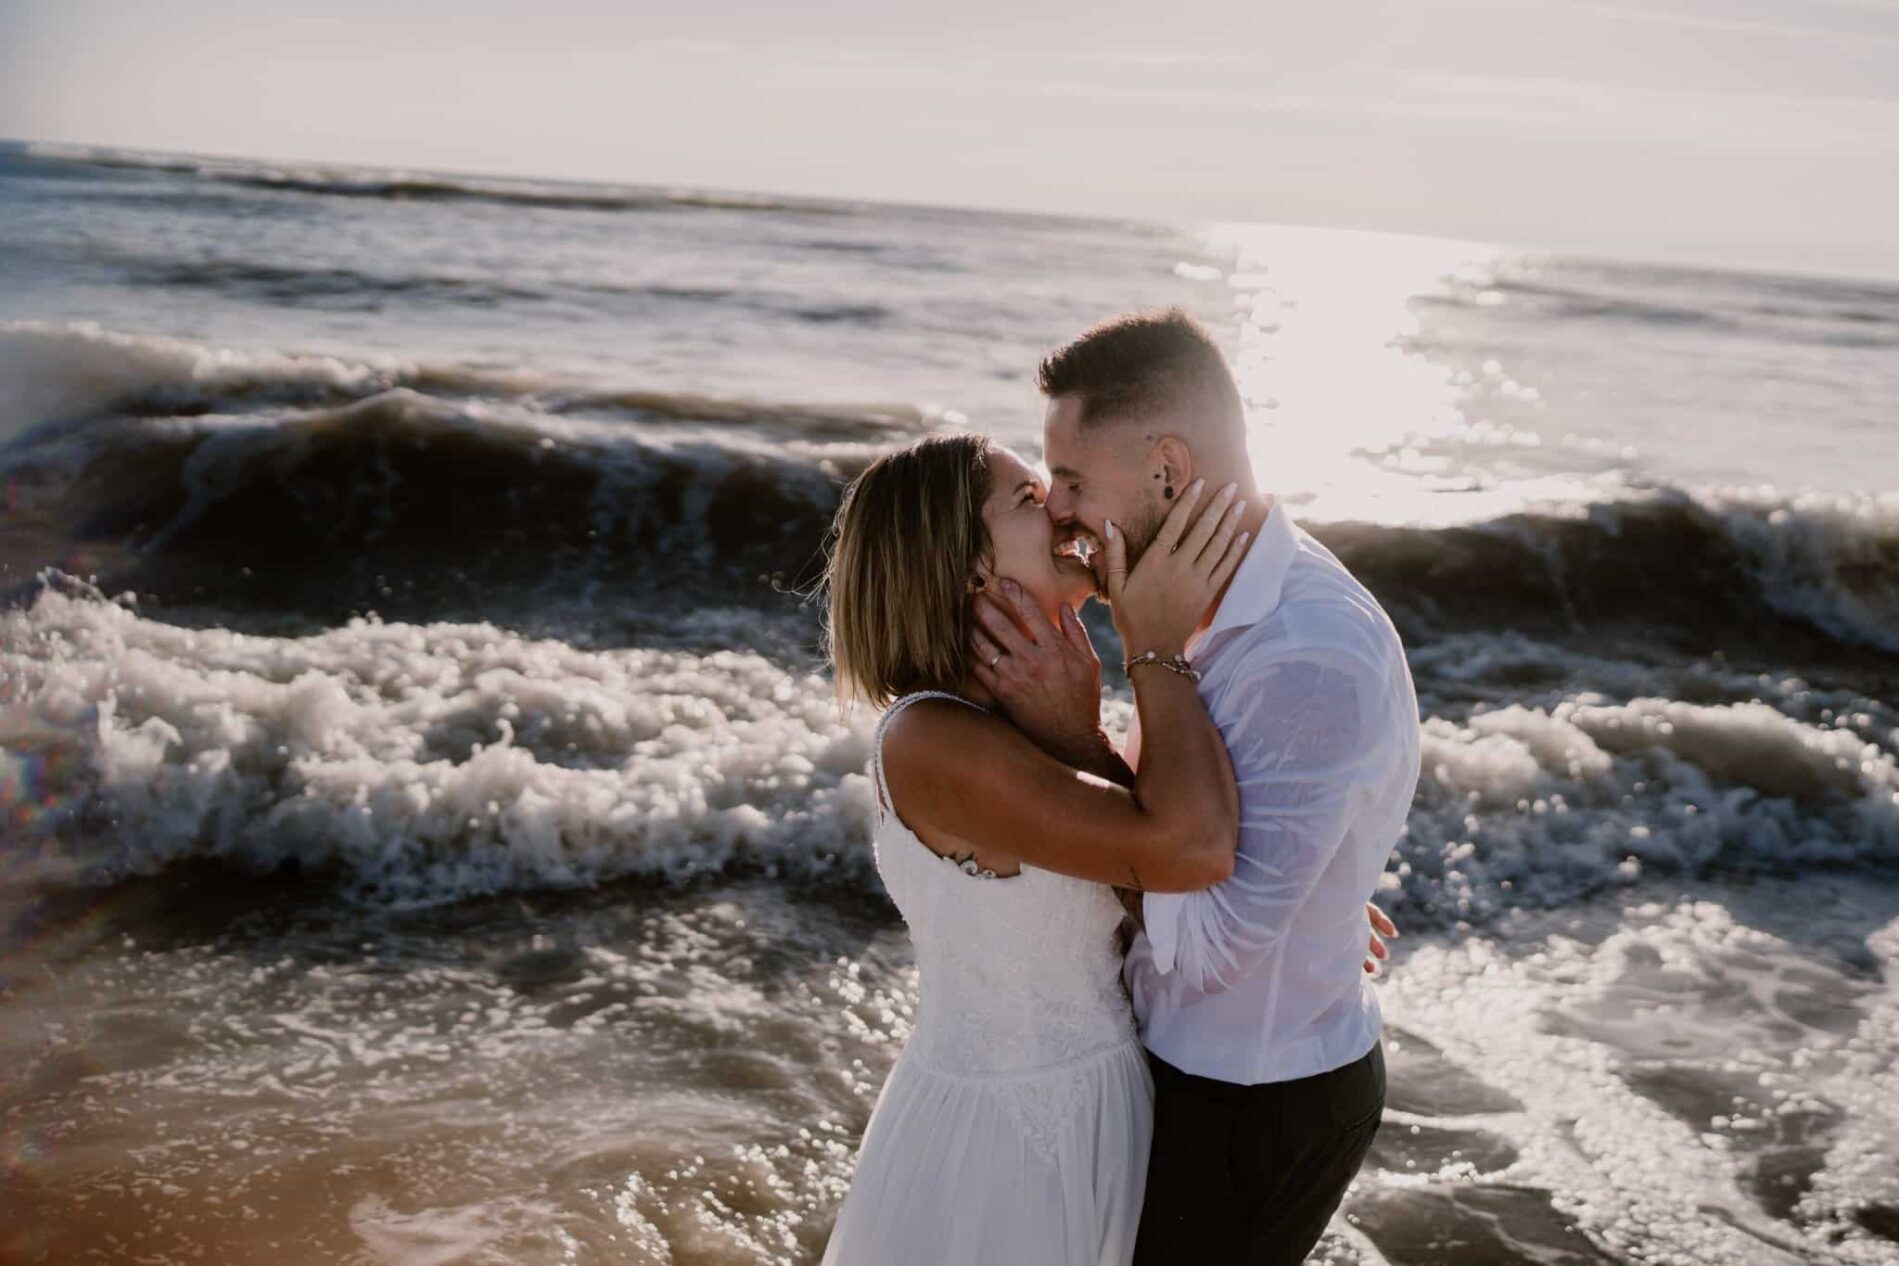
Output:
[1142, 891, 1184, 975]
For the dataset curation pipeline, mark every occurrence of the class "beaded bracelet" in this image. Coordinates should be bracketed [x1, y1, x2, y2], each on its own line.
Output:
[1124, 650, 1201, 682]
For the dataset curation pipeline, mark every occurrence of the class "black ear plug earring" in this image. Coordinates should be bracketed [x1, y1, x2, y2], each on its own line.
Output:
[971, 575, 985, 589]
[1164, 485, 1174, 500]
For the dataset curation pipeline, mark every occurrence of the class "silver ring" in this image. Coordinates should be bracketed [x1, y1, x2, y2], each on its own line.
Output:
[989, 652, 1002, 668]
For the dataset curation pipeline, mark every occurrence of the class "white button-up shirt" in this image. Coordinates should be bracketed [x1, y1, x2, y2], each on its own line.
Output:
[1122, 497, 1421, 1085]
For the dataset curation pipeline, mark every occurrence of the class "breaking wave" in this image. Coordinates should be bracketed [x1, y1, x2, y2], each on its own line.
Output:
[2, 581, 1893, 908]
[5, 322, 1895, 656]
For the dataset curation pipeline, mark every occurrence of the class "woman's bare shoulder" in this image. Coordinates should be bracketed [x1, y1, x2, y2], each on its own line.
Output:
[881, 696, 1012, 776]
[879, 698, 1028, 871]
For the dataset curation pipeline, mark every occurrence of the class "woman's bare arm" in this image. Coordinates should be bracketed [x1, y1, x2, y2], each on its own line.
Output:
[885, 479, 1249, 893]
[881, 688, 1236, 892]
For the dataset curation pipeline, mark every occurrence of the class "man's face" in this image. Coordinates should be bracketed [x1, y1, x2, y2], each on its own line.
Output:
[1041, 395, 1167, 601]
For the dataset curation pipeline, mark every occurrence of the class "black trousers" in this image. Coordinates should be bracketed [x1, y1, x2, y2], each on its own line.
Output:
[1131, 1041, 1385, 1265]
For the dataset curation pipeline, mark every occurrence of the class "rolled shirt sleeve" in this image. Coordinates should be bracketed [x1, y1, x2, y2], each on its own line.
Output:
[1141, 649, 1378, 993]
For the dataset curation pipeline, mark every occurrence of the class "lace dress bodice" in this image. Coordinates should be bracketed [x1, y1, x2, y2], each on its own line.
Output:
[869, 691, 1137, 1079]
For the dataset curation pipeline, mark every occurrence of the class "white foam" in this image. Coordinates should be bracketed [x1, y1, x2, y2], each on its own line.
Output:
[1377, 882, 1899, 1262]
[1399, 689, 1898, 921]
[6, 580, 1896, 913]
[2, 581, 878, 903]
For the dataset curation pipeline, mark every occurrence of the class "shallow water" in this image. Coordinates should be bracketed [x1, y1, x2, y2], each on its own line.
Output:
[3, 869, 903, 1265]
[6, 868, 1898, 1265]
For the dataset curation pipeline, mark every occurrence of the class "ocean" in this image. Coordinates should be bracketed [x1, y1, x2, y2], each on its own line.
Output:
[1, 138, 1896, 1265]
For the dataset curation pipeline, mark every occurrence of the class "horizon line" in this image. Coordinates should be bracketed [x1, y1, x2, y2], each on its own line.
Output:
[7, 131, 1898, 291]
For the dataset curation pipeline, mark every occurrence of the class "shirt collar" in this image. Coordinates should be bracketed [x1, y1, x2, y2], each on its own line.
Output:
[1185, 495, 1298, 663]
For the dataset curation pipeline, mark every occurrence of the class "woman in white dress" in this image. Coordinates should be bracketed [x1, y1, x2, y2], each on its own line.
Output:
[819, 433, 1250, 1266]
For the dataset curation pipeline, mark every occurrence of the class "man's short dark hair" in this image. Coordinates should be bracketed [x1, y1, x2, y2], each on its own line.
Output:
[1036, 307, 1242, 430]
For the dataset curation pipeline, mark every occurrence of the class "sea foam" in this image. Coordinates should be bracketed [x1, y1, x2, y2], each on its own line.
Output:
[4, 581, 1893, 912]
[2, 579, 876, 903]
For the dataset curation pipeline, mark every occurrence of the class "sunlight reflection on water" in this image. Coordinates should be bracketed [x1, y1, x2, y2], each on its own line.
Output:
[1199, 223, 1627, 525]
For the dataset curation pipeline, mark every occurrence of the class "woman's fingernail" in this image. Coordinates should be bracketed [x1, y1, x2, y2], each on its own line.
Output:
[1104, 519, 1116, 539]
[1189, 478, 1205, 495]
[1233, 500, 1247, 517]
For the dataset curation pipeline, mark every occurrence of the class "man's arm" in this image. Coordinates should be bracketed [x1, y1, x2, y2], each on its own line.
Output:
[1141, 647, 1384, 994]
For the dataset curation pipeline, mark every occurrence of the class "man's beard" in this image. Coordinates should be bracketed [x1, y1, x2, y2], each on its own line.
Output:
[1089, 498, 1168, 603]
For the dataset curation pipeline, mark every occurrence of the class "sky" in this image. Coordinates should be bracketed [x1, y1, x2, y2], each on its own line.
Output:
[3, 0, 1897, 279]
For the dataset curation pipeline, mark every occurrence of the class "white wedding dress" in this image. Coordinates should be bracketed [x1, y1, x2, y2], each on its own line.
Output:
[821, 691, 1154, 1266]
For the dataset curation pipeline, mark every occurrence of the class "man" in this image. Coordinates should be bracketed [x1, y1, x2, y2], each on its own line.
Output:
[971, 308, 1421, 1264]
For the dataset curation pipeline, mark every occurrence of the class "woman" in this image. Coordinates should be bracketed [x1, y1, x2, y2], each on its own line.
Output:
[819, 432, 1250, 1266]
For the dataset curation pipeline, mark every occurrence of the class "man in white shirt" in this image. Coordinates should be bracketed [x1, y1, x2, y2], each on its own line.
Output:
[973, 308, 1421, 1263]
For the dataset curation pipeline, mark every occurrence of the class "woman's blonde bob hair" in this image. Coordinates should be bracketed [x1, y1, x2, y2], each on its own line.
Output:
[823, 433, 996, 709]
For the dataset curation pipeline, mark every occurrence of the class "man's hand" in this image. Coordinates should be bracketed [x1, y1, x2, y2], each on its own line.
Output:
[1364, 902, 1398, 974]
[970, 579, 1123, 778]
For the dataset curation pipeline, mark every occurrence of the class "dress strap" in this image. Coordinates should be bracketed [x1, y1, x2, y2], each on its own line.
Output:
[871, 690, 988, 821]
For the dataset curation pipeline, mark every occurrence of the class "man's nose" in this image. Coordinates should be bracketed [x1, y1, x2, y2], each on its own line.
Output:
[1045, 487, 1074, 523]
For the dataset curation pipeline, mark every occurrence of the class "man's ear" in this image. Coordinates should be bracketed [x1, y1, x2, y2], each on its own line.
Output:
[1149, 435, 1194, 498]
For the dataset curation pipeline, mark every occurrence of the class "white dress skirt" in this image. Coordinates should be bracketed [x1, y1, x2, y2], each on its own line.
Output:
[821, 691, 1154, 1266]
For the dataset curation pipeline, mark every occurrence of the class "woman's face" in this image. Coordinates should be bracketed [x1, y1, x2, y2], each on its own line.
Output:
[977, 446, 1098, 619]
